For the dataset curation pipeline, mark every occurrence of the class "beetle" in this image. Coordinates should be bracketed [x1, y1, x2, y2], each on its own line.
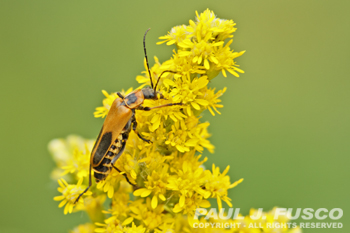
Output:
[74, 29, 182, 203]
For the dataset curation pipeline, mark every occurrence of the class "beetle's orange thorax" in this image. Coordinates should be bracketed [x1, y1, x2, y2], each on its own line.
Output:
[123, 89, 144, 109]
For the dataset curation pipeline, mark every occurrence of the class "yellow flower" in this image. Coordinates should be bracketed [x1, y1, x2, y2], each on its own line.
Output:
[158, 8, 245, 80]
[205, 165, 243, 210]
[162, 50, 206, 78]
[95, 219, 121, 233]
[83, 196, 107, 224]
[117, 152, 139, 182]
[53, 178, 92, 214]
[70, 223, 95, 233]
[48, 135, 94, 182]
[169, 75, 209, 116]
[135, 139, 170, 170]
[203, 87, 226, 116]
[165, 116, 214, 153]
[212, 40, 245, 78]
[133, 164, 169, 209]
[157, 25, 188, 45]
[48, 135, 94, 169]
[96, 168, 130, 199]
[61, 146, 90, 179]
[167, 160, 211, 203]
[192, 9, 237, 42]
[138, 97, 185, 133]
[108, 184, 132, 218]
[170, 151, 207, 172]
[129, 199, 165, 230]
[179, 38, 224, 70]
[232, 207, 300, 233]
[172, 193, 211, 216]
[118, 223, 147, 233]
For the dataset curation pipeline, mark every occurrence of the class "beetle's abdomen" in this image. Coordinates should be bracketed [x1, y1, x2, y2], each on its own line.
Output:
[92, 128, 130, 182]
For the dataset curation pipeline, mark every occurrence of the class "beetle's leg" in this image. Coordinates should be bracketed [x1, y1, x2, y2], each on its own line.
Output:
[111, 164, 135, 186]
[112, 164, 138, 191]
[131, 115, 151, 143]
[137, 102, 183, 111]
[74, 164, 92, 204]
[110, 136, 135, 186]
[117, 92, 125, 99]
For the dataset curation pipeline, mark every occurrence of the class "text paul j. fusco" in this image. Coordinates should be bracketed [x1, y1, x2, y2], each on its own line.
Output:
[193, 207, 343, 229]
[194, 208, 343, 220]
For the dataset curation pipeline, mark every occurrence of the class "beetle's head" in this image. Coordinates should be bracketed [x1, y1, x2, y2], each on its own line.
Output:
[142, 86, 164, 100]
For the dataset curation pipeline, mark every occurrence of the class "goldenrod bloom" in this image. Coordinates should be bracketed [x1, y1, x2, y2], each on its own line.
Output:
[49, 9, 300, 233]
[70, 223, 95, 233]
[53, 178, 92, 214]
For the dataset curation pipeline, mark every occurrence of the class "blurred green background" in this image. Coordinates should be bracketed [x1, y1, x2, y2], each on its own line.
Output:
[0, 0, 349, 232]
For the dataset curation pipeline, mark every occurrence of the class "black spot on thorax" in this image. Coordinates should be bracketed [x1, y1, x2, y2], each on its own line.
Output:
[126, 93, 137, 106]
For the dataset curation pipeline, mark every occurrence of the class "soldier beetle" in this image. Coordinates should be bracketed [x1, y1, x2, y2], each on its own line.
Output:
[75, 29, 182, 203]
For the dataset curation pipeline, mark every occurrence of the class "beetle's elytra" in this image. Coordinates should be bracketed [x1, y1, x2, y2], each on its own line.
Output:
[74, 29, 182, 203]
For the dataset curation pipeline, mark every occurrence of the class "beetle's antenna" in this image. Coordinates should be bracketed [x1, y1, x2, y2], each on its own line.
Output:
[143, 28, 154, 89]
[154, 70, 177, 91]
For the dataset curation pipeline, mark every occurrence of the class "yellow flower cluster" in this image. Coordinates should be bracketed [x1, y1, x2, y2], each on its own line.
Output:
[229, 208, 302, 233]
[49, 9, 299, 233]
[157, 9, 245, 79]
[188, 208, 302, 233]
